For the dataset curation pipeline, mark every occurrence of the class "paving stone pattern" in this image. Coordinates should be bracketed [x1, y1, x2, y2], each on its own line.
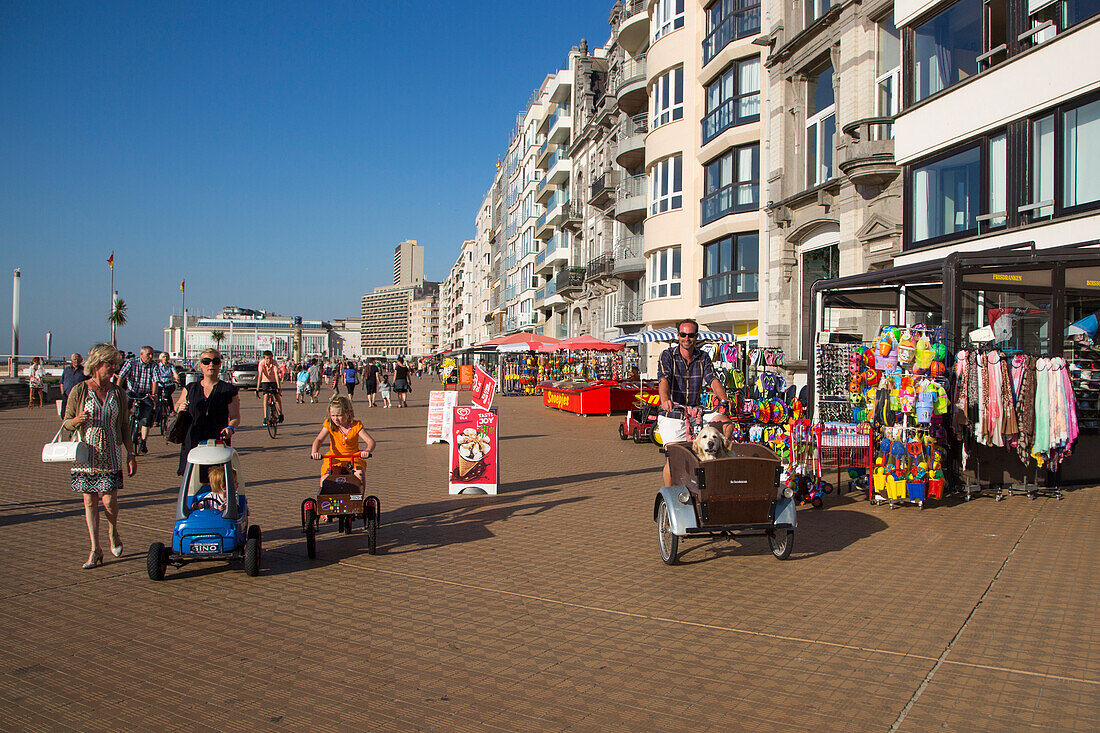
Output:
[0, 378, 1097, 731]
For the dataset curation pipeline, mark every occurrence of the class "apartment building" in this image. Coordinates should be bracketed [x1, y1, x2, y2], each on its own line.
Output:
[762, 0, 905, 372]
[408, 294, 439, 359]
[893, 0, 1099, 263]
[330, 318, 363, 359]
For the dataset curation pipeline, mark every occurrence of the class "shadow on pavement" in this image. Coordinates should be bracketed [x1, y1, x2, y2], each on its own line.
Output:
[672, 508, 888, 564]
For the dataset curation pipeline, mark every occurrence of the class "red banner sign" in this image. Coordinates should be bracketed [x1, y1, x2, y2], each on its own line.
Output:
[471, 365, 496, 410]
[449, 407, 498, 495]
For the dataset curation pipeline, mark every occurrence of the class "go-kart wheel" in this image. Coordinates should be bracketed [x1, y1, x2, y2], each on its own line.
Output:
[632, 428, 644, 443]
[146, 542, 168, 581]
[656, 499, 679, 566]
[304, 508, 317, 559]
[244, 537, 261, 576]
[811, 495, 824, 509]
[247, 525, 262, 552]
[618, 424, 628, 440]
[366, 514, 378, 555]
[768, 528, 793, 560]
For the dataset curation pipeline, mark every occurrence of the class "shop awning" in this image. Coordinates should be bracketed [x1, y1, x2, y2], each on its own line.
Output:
[475, 333, 563, 348]
[554, 335, 624, 351]
[610, 328, 735, 343]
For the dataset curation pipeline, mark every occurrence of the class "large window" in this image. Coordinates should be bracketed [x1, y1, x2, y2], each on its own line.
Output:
[910, 145, 981, 244]
[702, 233, 759, 305]
[702, 144, 760, 224]
[1030, 115, 1055, 220]
[648, 246, 682, 299]
[806, 64, 836, 187]
[703, 0, 762, 65]
[876, 13, 900, 137]
[651, 67, 684, 129]
[802, 242, 839, 326]
[653, 0, 685, 40]
[650, 155, 683, 215]
[986, 132, 1007, 229]
[1063, 97, 1100, 211]
[703, 56, 760, 143]
[910, 0, 981, 103]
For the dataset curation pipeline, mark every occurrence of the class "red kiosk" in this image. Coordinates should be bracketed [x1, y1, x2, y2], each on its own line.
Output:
[540, 335, 658, 416]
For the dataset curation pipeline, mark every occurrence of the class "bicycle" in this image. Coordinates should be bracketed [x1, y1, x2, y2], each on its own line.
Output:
[127, 392, 155, 451]
[152, 388, 175, 436]
[653, 398, 730, 448]
[258, 385, 279, 438]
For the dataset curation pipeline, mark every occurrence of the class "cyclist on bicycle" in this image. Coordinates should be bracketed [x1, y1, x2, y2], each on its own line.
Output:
[117, 345, 158, 454]
[658, 319, 733, 486]
[257, 350, 284, 423]
[153, 351, 180, 411]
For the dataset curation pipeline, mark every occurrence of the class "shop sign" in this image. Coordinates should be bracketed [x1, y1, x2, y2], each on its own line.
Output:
[458, 364, 474, 384]
[471, 365, 496, 410]
[544, 390, 577, 411]
[963, 269, 1050, 288]
[449, 407, 498, 495]
[426, 390, 459, 444]
[1065, 267, 1100, 290]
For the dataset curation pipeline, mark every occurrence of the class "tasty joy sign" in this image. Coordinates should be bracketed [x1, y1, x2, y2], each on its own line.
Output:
[471, 365, 496, 410]
[449, 407, 498, 495]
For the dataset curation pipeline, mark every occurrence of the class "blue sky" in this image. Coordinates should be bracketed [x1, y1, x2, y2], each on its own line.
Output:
[0, 1, 613, 357]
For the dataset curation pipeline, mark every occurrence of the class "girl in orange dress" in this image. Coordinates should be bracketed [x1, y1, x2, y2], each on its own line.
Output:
[310, 396, 376, 488]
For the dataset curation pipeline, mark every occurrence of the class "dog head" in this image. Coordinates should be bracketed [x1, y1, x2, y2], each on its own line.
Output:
[692, 425, 728, 460]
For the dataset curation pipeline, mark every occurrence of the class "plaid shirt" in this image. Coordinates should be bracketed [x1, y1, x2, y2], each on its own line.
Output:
[118, 356, 158, 395]
[657, 344, 717, 408]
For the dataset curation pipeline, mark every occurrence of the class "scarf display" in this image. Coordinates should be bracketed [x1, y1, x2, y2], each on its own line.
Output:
[951, 349, 1078, 469]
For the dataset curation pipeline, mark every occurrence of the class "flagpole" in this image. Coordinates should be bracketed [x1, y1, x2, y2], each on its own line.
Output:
[180, 281, 186, 360]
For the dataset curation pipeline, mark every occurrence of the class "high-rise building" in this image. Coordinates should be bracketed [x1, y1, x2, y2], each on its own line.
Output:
[361, 282, 439, 358]
[393, 239, 425, 287]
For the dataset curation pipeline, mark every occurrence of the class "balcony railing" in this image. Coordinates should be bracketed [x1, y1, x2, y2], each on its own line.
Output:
[702, 4, 762, 65]
[547, 231, 569, 254]
[699, 271, 759, 306]
[838, 117, 899, 187]
[612, 0, 648, 26]
[613, 55, 646, 93]
[702, 94, 761, 144]
[544, 278, 558, 297]
[615, 300, 643, 323]
[613, 235, 643, 261]
[585, 253, 615, 280]
[556, 267, 586, 292]
[701, 182, 759, 225]
[617, 174, 647, 199]
[547, 147, 565, 170]
[548, 104, 571, 132]
[505, 254, 517, 272]
[589, 171, 619, 206]
[546, 189, 570, 211]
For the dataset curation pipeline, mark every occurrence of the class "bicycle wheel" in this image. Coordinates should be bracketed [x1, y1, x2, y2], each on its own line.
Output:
[156, 400, 168, 436]
[266, 399, 277, 438]
[130, 412, 141, 449]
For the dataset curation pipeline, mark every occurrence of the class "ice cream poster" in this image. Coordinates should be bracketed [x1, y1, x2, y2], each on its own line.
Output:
[449, 407, 498, 495]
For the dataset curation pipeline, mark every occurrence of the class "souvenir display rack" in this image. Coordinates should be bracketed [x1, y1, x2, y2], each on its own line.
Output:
[501, 354, 538, 396]
[814, 342, 869, 424]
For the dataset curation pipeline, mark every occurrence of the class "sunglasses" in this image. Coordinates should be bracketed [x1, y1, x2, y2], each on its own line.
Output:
[678, 332, 699, 339]
[200, 357, 222, 366]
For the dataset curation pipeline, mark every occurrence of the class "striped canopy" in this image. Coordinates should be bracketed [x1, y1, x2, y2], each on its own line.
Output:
[610, 328, 735, 344]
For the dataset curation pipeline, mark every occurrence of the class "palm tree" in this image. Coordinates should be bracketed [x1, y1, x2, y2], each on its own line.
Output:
[211, 330, 225, 354]
[108, 298, 127, 346]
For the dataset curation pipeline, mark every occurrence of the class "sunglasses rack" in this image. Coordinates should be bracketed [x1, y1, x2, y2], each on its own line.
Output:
[814, 342, 869, 425]
[1067, 338, 1100, 433]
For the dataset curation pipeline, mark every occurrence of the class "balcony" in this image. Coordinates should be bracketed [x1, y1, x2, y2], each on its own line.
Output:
[585, 253, 615, 281]
[505, 253, 517, 272]
[699, 271, 759, 307]
[536, 190, 570, 239]
[548, 104, 572, 144]
[701, 182, 759, 226]
[613, 55, 647, 115]
[546, 147, 571, 185]
[612, 235, 646, 279]
[613, 300, 644, 326]
[536, 232, 570, 274]
[588, 170, 619, 209]
[702, 4, 762, 67]
[560, 200, 583, 232]
[549, 68, 573, 104]
[838, 117, 899, 187]
[517, 312, 537, 328]
[614, 0, 650, 57]
[536, 138, 553, 168]
[615, 113, 648, 170]
[555, 266, 586, 296]
[536, 175, 555, 204]
[614, 174, 647, 224]
[702, 94, 761, 145]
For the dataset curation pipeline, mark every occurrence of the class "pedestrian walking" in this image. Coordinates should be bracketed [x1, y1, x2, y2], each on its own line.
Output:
[27, 356, 45, 408]
[392, 356, 412, 408]
[379, 372, 392, 408]
[60, 352, 88, 415]
[343, 361, 358, 399]
[307, 359, 321, 404]
[363, 360, 379, 407]
[62, 343, 137, 569]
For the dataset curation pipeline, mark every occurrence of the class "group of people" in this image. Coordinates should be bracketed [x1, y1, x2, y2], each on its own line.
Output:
[287, 355, 413, 408]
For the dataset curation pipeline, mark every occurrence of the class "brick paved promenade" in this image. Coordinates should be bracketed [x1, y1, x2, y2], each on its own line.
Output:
[1, 377, 1097, 731]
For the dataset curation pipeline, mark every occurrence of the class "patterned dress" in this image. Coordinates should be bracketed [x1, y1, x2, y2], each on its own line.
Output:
[71, 385, 125, 494]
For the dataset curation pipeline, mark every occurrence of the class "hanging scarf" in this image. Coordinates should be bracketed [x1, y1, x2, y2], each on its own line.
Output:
[998, 354, 1019, 445]
[1032, 358, 1050, 463]
[987, 351, 1003, 447]
[1060, 360, 1079, 448]
[953, 350, 970, 439]
[1048, 358, 1068, 449]
[1014, 356, 1037, 465]
[976, 352, 989, 445]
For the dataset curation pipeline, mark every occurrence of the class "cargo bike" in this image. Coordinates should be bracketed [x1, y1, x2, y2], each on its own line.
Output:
[654, 441, 797, 565]
[300, 452, 380, 559]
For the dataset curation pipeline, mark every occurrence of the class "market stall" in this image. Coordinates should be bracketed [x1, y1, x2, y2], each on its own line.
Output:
[540, 335, 660, 415]
[807, 240, 1100, 497]
[473, 333, 562, 396]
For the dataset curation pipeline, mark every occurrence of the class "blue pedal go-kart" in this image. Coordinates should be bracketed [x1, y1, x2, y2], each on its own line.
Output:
[146, 441, 261, 580]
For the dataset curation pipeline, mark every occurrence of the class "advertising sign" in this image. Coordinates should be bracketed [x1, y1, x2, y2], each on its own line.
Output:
[449, 407, 498, 495]
[255, 334, 274, 351]
[458, 364, 474, 385]
[426, 390, 459, 444]
[471, 365, 496, 410]
[543, 389, 579, 412]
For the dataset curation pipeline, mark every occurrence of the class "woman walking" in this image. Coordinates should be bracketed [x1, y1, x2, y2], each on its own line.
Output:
[61, 343, 137, 568]
[28, 356, 45, 408]
[343, 361, 359, 399]
[393, 356, 412, 408]
[174, 348, 241, 477]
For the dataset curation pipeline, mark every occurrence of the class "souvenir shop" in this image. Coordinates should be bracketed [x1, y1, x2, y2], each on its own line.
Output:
[537, 337, 655, 414]
[806, 242, 1100, 504]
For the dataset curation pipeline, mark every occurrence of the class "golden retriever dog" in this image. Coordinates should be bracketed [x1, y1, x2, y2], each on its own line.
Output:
[692, 424, 730, 461]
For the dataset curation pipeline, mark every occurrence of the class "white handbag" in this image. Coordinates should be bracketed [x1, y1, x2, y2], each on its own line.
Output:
[42, 425, 91, 463]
